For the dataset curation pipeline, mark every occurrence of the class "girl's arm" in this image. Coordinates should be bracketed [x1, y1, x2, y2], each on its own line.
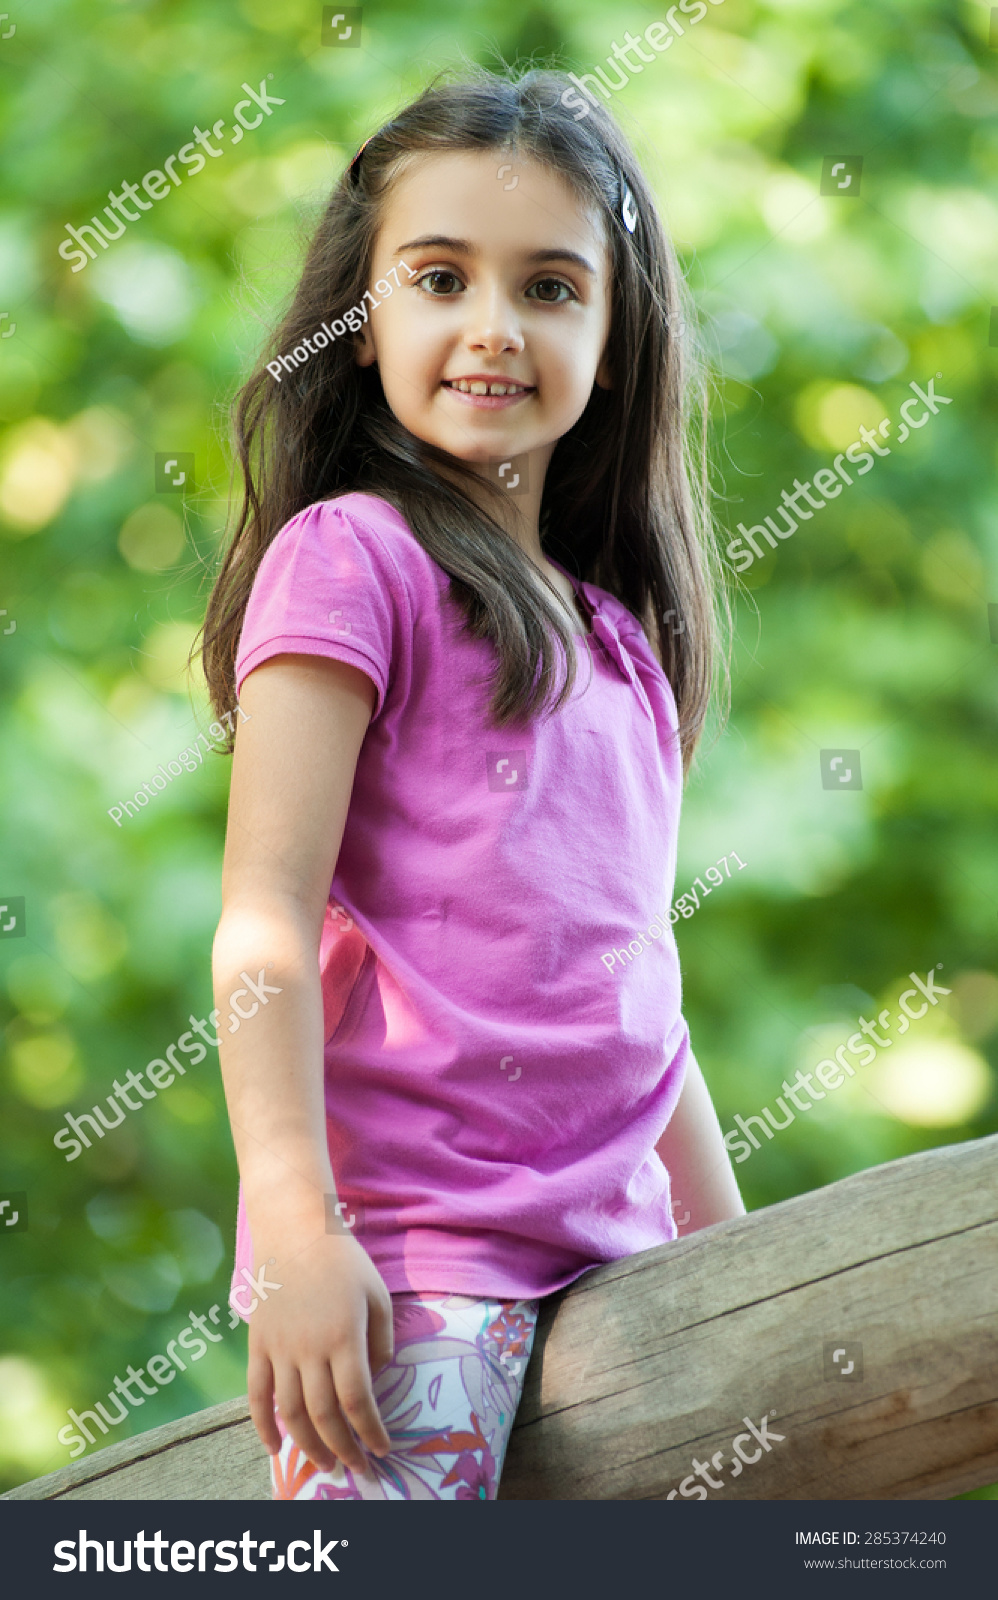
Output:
[212, 652, 393, 1476]
[654, 1056, 746, 1234]
[637, 610, 739, 1228]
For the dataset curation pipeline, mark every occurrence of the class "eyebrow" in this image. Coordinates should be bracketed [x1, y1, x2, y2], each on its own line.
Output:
[393, 235, 597, 276]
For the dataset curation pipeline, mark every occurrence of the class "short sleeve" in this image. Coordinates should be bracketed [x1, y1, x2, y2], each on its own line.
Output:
[608, 600, 681, 733]
[234, 498, 408, 719]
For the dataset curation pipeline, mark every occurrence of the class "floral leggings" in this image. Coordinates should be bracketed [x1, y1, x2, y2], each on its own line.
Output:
[271, 1292, 541, 1501]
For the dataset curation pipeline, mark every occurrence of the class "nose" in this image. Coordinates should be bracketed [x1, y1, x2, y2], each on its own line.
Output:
[462, 283, 524, 358]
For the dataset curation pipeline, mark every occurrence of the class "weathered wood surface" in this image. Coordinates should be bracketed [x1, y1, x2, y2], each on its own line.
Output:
[2, 1397, 270, 1501]
[4, 1134, 996, 1502]
[499, 1132, 998, 1500]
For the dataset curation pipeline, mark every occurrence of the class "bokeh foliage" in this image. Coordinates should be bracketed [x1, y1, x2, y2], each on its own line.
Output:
[1, 0, 996, 1495]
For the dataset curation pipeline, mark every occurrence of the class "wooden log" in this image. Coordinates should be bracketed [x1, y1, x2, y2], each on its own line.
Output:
[1, 1397, 270, 1502]
[4, 1134, 996, 1501]
[498, 1132, 998, 1500]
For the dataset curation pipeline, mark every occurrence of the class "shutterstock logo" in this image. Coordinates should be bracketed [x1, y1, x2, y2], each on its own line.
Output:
[487, 454, 529, 495]
[155, 452, 194, 493]
[667, 1413, 786, 1498]
[487, 750, 528, 791]
[824, 1340, 864, 1381]
[53, 1529, 346, 1573]
[820, 749, 862, 790]
[820, 156, 863, 196]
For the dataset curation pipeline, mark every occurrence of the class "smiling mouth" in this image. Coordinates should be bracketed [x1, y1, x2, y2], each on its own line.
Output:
[442, 379, 534, 396]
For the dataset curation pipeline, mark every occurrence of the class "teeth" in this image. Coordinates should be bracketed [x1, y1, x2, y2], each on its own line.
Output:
[449, 379, 526, 395]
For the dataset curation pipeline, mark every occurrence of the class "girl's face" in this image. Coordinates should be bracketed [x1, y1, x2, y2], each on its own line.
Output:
[354, 150, 613, 477]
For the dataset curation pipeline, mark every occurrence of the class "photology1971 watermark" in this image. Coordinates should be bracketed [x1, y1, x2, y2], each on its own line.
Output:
[107, 708, 248, 826]
[601, 853, 746, 972]
[267, 261, 415, 382]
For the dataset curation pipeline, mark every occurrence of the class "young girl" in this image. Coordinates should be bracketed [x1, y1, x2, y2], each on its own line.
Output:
[201, 64, 745, 1503]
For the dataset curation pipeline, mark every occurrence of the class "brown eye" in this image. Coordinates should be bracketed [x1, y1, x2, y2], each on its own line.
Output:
[416, 270, 462, 296]
[528, 278, 573, 303]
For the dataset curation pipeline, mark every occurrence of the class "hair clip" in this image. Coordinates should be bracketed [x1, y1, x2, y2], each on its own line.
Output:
[348, 133, 375, 186]
[349, 118, 402, 185]
[621, 183, 637, 234]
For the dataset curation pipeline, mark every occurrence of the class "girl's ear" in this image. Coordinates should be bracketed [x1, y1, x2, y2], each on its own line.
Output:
[355, 326, 377, 369]
[594, 347, 612, 391]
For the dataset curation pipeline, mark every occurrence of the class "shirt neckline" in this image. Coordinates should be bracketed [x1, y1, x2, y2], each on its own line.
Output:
[545, 555, 597, 637]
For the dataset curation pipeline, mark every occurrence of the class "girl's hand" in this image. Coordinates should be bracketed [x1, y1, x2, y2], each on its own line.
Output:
[246, 1229, 395, 1477]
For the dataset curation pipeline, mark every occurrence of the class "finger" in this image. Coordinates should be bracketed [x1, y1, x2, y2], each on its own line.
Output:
[367, 1293, 395, 1381]
[247, 1351, 282, 1456]
[273, 1364, 348, 1475]
[331, 1345, 393, 1458]
[300, 1362, 370, 1476]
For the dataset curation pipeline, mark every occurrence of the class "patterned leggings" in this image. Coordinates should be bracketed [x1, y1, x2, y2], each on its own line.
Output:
[271, 1291, 541, 1501]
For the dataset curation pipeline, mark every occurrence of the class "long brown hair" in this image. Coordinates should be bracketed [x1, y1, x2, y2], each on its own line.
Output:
[198, 63, 726, 773]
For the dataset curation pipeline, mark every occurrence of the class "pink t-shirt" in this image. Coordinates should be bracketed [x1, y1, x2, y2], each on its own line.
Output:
[231, 491, 691, 1304]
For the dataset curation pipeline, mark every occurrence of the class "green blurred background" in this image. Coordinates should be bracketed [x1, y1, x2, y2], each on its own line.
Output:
[1, 0, 996, 1496]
